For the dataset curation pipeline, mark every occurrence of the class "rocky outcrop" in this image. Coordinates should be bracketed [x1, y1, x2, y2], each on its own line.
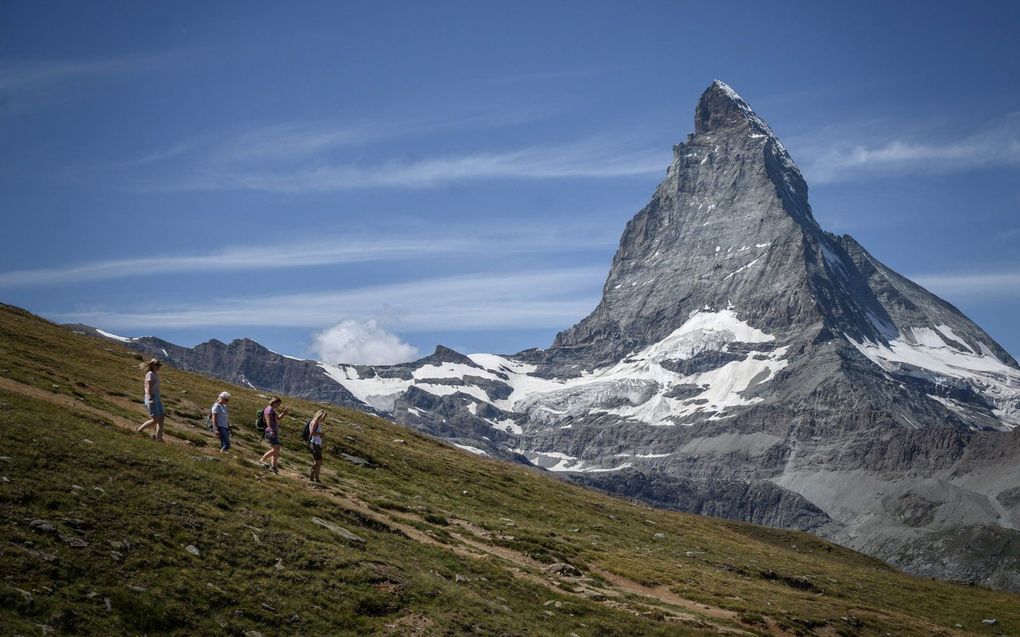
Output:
[572, 470, 833, 533]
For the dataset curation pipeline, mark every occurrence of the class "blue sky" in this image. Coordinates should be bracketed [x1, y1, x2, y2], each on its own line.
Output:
[1, 1, 1018, 363]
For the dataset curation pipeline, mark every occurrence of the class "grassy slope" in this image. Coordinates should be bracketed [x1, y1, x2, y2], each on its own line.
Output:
[0, 302, 1017, 636]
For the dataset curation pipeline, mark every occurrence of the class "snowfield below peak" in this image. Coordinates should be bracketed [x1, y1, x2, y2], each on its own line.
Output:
[319, 310, 789, 436]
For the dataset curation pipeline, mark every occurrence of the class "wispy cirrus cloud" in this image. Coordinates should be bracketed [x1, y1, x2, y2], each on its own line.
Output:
[793, 112, 1020, 184]
[169, 143, 667, 193]
[116, 106, 666, 192]
[913, 267, 1020, 299]
[0, 50, 189, 110]
[0, 224, 616, 289]
[49, 267, 604, 332]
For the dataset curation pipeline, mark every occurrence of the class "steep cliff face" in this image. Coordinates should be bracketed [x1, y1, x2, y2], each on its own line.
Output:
[84, 81, 1020, 589]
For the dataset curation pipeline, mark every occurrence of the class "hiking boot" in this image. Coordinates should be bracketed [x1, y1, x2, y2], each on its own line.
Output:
[272, 466, 279, 475]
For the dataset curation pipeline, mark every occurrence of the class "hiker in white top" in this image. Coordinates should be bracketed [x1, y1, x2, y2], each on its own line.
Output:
[136, 359, 165, 442]
[307, 410, 326, 483]
[211, 391, 232, 452]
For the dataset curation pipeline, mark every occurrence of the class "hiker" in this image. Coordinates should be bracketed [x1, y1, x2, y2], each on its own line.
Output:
[259, 397, 288, 474]
[307, 410, 326, 482]
[211, 391, 232, 452]
[136, 358, 165, 442]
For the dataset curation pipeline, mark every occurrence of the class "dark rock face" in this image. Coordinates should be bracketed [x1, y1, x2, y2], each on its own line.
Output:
[128, 334, 368, 410]
[74, 81, 1020, 590]
[572, 470, 833, 533]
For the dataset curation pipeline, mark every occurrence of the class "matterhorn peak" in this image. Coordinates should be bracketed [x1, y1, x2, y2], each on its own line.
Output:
[694, 79, 772, 137]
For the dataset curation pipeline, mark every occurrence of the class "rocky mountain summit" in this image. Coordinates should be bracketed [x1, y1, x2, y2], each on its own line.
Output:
[91, 81, 1020, 589]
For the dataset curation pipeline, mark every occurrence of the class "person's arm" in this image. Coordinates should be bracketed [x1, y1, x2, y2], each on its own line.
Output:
[144, 375, 152, 401]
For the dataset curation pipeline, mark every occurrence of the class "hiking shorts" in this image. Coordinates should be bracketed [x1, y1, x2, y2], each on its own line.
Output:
[266, 432, 280, 446]
[145, 397, 165, 418]
[309, 442, 323, 462]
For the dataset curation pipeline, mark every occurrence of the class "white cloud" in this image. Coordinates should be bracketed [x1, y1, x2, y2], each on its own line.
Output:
[0, 225, 616, 289]
[311, 319, 419, 365]
[793, 113, 1020, 184]
[50, 267, 604, 332]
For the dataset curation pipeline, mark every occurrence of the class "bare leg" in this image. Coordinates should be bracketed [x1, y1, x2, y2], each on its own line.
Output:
[137, 418, 155, 433]
[260, 448, 274, 465]
[154, 415, 165, 442]
[271, 445, 281, 472]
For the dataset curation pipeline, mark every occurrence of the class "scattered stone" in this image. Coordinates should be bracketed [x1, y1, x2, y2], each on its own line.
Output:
[455, 574, 471, 583]
[543, 610, 555, 617]
[982, 619, 997, 625]
[261, 603, 277, 613]
[82, 439, 94, 445]
[104, 598, 112, 612]
[654, 532, 665, 539]
[61, 535, 88, 548]
[185, 544, 201, 556]
[499, 518, 516, 526]
[244, 631, 264, 637]
[310, 516, 365, 544]
[127, 585, 146, 593]
[29, 519, 57, 534]
[274, 558, 284, 571]
[71, 484, 83, 490]
[92, 486, 104, 493]
[338, 453, 371, 467]
[51, 384, 60, 390]
[579, 589, 606, 601]
[393, 439, 406, 444]
[545, 562, 582, 577]
[110, 551, 123, 561]
[2, 476, 9, 483]
[13, 587, 32, 603]
[85, 591, 98, 599]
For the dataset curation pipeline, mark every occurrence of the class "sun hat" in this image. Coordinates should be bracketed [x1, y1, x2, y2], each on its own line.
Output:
[219, 391, 231, 400]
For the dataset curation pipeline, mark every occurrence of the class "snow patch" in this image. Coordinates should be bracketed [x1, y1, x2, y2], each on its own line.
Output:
[96, 329, 134, 343]
[846, 332, 1020, 429]
[453, 444, 489, 456]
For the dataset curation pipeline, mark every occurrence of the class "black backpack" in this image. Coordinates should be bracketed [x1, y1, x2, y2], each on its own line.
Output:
[254, 409, 266, 440]
[301, 419, 312, 443]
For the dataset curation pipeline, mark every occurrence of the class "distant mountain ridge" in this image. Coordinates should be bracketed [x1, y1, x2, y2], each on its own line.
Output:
[78, 81, 1020, 589]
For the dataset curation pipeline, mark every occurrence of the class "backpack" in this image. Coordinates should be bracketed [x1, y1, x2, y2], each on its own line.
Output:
[301, 419, 312, 443]
[254, 409, 267, 440]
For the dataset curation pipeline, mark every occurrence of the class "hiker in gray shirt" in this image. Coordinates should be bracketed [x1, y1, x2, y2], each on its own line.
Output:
[211, 391, 232, 452]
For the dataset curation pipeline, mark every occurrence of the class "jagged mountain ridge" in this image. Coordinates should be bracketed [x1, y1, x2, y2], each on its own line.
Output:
[85, 81, 1020, 589]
